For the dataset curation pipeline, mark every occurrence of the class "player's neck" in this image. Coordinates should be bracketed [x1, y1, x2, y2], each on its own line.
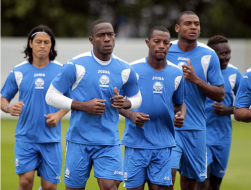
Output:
[147, 56, 166, 71]
[178, 38, 197, 52]
[93, 51, 111, 61]
[32, 57, 50, 69]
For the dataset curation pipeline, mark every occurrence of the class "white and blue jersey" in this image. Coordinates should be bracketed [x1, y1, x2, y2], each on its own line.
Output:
[234, 68, 251, 108]
[206, 64, 242, 145]
[1, 61, 63, 143]
[167, 40, 224, 130]
[51, 51, 140, 145]
[121, 58, 185, 149]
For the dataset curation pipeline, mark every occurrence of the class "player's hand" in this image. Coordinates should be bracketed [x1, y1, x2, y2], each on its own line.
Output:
[44, 113, 61, 127]
[8, 102, 25, 116]
[129, 112, 150, 127]
[182, 59, 199, 84]
[174, 111, 185, 128]
[84, 98, 106, 115]
[110, 87, 124, 109]
[211, 102, 229, 116]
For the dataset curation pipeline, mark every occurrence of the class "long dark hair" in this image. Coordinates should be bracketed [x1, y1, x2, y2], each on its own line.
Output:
[23, 25, 57, 63]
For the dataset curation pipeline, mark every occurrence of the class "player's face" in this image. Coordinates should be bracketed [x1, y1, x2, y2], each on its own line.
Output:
[90, 23, 115, 57]
[176, 14, 200, 41]
[29, 33, 52, 61]
[213, 42, 231, 70]
[146, 30, 171, 61]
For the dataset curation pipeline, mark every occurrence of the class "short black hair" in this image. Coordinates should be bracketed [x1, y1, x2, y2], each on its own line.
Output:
[89, 19, 112, 36]
[207, 35, 228, 48]
[23, 25, 57, 64]
[176, 11, 198, 24]
[148, 26, 170, 40]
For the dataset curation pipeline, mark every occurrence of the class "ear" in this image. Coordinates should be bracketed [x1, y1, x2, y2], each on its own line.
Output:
[175, 24, 180, 33]
[89, 36, 93, 44]
[145, 39, 150, 48]
[29, 39, 33, 48]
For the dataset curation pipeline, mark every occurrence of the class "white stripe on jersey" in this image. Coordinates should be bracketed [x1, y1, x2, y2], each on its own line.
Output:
[130, 58, 145, 65]
[14, 71, 23, 89]
[201, 55, 212, 82]
[51, 60, 62, 66]
[14, 61, 29, 68]
[174, 76, 182, 91]
[72, 51, 92, 60]
[72, 64, 86, 90]
[121, 69, 131, 85]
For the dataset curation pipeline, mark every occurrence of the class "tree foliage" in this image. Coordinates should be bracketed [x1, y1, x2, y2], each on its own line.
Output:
[1, 0, 251, 38]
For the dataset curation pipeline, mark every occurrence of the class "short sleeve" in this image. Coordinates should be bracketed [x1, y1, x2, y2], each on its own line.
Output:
[122, 67, 140, 97]
[1, 70, 18, 100]
[207, 53, 224, 86]
[172, 74, 185, 104]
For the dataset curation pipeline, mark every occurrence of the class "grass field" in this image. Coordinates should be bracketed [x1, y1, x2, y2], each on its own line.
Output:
[1, 119, 250, 190]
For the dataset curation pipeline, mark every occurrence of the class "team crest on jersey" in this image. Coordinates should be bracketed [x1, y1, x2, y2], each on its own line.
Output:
[153, 81, 163, 93]
[177, 61, 187, 69]
[99, 75, 110, 87]
[15, 158, 19, 166]
[35, 78, 44, 89]
[65, 168, 70, 178]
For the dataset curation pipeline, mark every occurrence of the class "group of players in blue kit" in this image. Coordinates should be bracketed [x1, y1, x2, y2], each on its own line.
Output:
[1, 10, 251, 190]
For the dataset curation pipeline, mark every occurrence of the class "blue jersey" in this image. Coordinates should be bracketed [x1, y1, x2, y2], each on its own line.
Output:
[234, 68, 251, 108]
[1, 61, 63, 143]
[52, 51, 140, 145]
[121, 58, 185, 149]
[205, 64, 242, 145]
[167, 40, 224, 130]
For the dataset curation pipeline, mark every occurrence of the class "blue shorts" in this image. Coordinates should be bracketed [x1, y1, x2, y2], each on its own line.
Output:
[64, 141, 123, 188]
[14, 140, 62, 184]
[207, 144, 231, 178]
[124, 147, 172, 188]
[171, 130, 207, 182]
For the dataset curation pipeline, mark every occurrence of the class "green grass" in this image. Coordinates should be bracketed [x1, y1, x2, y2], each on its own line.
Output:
[1, 119, 251, 190]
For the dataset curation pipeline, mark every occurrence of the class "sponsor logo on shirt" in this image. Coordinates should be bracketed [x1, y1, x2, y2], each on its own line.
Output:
[34, 73, 45, 77]
[178, 57, 189, 61]
[65, 168, 70, 178]
[114, 171, 123, 175]
[124, 172, 128, 181]
[99, 75, 110, 87]
[15, 158, 19, 167]
[152, 76, 164, 80]
[35, 78, 44, 89]
[164, 176, 170, 180]
[98, 70, 110, 74]
[153, 81, 163, 93]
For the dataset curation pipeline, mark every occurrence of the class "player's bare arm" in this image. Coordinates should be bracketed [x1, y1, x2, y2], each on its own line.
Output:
[234, 107, 251, 123]
[173, 102, 186, 128]
[182, 59, 225, 102]
[1, 96, 25, 116]
[44, 109, 69, 127]
[119, 109, 150, 127]
[110, 87, 124, 109]
[71, 98, 106, 115]
[211, 102, 233, 116]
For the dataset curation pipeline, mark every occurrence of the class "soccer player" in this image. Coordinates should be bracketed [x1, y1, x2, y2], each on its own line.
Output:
[166, 11, 225, 190]
[45, 19, 141, 190]
[119, 26, 186, 190]
[234, 69, 251, 122]
[197, 35, 242, 190]
[1, 25, 68, 190]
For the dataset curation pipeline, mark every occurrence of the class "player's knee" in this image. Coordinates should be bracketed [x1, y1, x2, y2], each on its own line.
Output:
[19, 177, 33, 189]
[209, 174, 222, 185]
[41, 182, 57, 190]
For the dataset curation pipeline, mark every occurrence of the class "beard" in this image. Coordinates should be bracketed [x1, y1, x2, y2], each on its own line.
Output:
[180, 35, 197, 44]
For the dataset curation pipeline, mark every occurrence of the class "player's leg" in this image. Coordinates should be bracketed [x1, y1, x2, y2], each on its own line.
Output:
[64, 141, 92, 189]
[147, 148, 172, 190]
[178, 130, 207, 190]
[93, 145, 123, 190]
[208, 144, 231, 190]
[18, 170, 35, 190]
[15, 141, 41, 190]
[167, 131, 183, 190]
[40, 178, 57, 190]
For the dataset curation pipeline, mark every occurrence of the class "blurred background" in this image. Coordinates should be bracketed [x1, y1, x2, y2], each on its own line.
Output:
[1, 0, 251, 189]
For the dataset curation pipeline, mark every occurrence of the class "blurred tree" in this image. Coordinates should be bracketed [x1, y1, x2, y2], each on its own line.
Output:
[1, 0, 251, 38]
